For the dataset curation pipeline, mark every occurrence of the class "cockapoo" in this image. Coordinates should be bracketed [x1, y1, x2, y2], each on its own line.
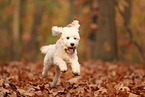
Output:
[40, 20, 80, 87]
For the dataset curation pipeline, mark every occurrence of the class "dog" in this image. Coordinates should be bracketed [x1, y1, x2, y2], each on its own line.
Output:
[40, 20, 80, 87]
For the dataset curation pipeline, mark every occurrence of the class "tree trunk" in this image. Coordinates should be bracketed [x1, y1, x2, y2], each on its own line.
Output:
[28, 2, 43, 61]
[92, 0, 117, 61]
[12, 0, 21, 60]
[124, 0, 131, 25]
[68, 0, 75, 23]
[7, 17, 13, 60]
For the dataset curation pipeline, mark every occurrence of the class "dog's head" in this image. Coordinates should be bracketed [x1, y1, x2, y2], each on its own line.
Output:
[52, 20, 80, 54]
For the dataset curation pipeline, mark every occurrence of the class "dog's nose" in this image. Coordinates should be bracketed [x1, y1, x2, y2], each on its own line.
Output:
[70, 43, 74, 46]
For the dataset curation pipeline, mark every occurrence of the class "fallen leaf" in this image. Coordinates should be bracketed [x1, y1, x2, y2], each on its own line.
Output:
[23, 92, 35, 96]
[42, 89, 49, 97]
[0, 60, 144, 96]
[129, 93, 139, 97]
[114, 83, 130, 91]
[17, 88, 27, 94]
[68, 76, 82, 84]
[107, 83, 115, 95]
[18, 88, 35, 96]
[0, 79, 3, 86]
[70, 87, 84, 94]
[9, 83, 17, 91]
[98, 87, 107, 94]
[10, 91, 17, 97]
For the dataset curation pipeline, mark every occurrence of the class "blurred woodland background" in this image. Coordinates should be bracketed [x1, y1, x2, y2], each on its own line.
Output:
[0, 0, 145, 63]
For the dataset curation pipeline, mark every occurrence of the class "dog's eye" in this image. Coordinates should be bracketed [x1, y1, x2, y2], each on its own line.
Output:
[74, 37, 77, 40]
[66, 37, 69, 39]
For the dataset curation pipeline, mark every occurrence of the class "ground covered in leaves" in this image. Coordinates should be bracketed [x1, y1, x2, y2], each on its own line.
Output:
[0, 60, 145, 97]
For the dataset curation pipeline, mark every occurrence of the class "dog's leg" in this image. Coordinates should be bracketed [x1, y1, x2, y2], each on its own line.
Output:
[42, 53, 53, 78]
[50, 66, 61, 88]
[42, 62, 52, 78]
[53, 56, 67, 72]
[71, 61, 80, 76]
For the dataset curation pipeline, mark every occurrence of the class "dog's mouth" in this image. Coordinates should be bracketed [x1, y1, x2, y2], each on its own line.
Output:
[65, 47, 76, 54]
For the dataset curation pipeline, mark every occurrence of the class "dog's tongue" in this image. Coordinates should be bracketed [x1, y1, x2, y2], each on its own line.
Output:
[69, 48, 74, 52]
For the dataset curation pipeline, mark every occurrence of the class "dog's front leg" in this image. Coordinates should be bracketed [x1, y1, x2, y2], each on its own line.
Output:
[53, 56, 67, 72]
[71, 60, 80, 76]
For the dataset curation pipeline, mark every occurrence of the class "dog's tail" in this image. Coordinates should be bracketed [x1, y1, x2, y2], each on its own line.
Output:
[40, 45, 50, 54]
[40, 45, 55, 54]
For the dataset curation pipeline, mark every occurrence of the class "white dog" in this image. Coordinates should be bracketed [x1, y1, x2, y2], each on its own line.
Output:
[40, 20, 80, 87]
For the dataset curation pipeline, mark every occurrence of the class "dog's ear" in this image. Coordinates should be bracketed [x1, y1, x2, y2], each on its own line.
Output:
[52, 26, 62, 37]
[67, 20, 80, 29]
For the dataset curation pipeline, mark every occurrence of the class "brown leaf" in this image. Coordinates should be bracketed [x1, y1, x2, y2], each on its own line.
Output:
[23, 92, 35, 96]
[0, 87, 10, 96]
[94, 87, 107, 96]
[39, 85, 45, 91]
[98, 87, 107, 94]
[129, 93, 139, 97]
[117, 90, 129, 97]
[0, 79, 3, 86]
[9, 83, 17, 91]
[114, 83, 130, 91]
[18, 88, 26, 94]
[68, 76, 82, 84]
[1, 60, 145, 96]
[42, 89, 49, 97]
[107, 83, 115, 96]
[10, 91, 17, 97]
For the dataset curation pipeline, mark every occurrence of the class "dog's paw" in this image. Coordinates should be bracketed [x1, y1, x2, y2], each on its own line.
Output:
[72, 69, 80, 76]
[60, 68, 67, 72]
[59, 65, 67, 73]
[61, 70, 68, 73]
[72, 72, 80, 76]
[72, 68, 80, 76]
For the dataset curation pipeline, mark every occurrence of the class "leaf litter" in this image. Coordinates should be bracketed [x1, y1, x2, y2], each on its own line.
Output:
[0, 60, 145, 96]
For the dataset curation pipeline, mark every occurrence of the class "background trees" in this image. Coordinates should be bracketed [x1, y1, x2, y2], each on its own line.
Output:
[0, 0, 145, 63]
[12, 0, 21, 60]
[92, 0, 118, 61]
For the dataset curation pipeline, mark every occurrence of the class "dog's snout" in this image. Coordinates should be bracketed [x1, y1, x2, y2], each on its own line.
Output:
[70, 43, 75, 46]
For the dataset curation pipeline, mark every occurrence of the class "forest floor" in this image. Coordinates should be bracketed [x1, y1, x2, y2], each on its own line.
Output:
[0, 60, 145, 97]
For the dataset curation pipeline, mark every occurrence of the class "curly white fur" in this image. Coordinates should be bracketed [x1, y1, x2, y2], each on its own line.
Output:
[40, 20, 80, 88]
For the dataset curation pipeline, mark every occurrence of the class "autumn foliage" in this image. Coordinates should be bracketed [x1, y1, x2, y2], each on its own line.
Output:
[0, 0, 145, 63]
[0, 60, 144, 96]
[0, 0, 145, 96]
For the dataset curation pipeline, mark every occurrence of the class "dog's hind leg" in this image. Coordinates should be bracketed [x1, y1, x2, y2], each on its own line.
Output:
[50, 66, 61, 88]
[42, 62, 52, 78]
[42, 52, 53, 78]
